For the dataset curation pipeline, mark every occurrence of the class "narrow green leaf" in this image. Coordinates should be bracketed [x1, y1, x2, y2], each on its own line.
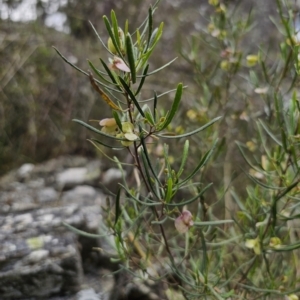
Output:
[275, 180, 300, 201]
[110, 112, 122, 134]
[157, 116, 222, 139]
[103, 15, 123, 58]
[120, 184, 162, 206]
[126, 33, 136, 83]
[165, 177, 173, 203]
[118, 76, 145, 117]
[231, 190, 246, 211]
[135, 64, 149, 96]
[138, 22, 164, 70]
[144, 110, 155, 126]
[245, 172, 283, 191]
[159, 83, 183, 130]
[53, 46, 88, 77]
[110, 10, 120, 48]
[278, 213, 300, 221]
[73, 119, 127, 140]
[177, 140, 189, 178]
[236, 141, 258, 170]
[146, 6, 153, 52]
[151, 217, 168, 225]
[63, 222, 110, 238]
[136, 29, 141, 46]
[149, 22, 164, 49]
[257, 119, 282, 146]
[88, 60, 117, 86]
[140, 150, 160, 198]
[193, 219, 234, 226]
[89, 21, 111, 53]
[100, 58, 120, 88]
[180, 140, 218, 185]
[269, 241, 300, 252]
[114, 188, 121, 227]
[199, 228, 208, 274]
[274, 93, 288, 151]
[153, 91, 158, 121]
[138, 57, 177, 77]
[90, 138, 124, 150]
[140, 135, 162, 186]
[166, 183, 213, 207]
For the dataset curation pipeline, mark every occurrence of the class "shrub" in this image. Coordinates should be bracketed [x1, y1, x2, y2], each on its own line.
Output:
[57, 0, 300, 298]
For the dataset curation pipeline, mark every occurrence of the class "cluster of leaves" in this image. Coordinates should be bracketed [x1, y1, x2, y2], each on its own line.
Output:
[180, 0, 300, 299]
[58, 0, 300, 299]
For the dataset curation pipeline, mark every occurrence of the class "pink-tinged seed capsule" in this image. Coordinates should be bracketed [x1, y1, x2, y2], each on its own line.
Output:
[175, 210, 194, 233]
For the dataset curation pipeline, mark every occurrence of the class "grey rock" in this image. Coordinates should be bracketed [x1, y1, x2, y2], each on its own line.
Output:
[76, 288, 100, 300]
[0, 156, 165, 300]
[17, 163, 35, 179]
[37, 187, 58, 203]
[56, 161, 101, 189]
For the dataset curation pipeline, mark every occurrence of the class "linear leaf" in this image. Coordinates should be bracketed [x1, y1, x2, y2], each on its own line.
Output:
[257, 119, 282, 146]
[118, 76, 145, 117]
[146, 6, 153, 52]
[245, 172, 283, 190]
[140, 150, 160, 198]
[236, 141, 259, 170]
[63, 222, 111, 238]
[144, 110, 155, 126]
[180, 140, 218, 185]
[73, 119, 127, 140]
[103, 15, 123, 58]
[99, 58, 122, 89]
[111, 10, 120, 48]
[140, 135, 162, 185]
[114, 188, 121, 227]
[177, 140, 189, 178]
[88, 60, 114, 85]
[165, 177, 173, 203]
[89, 21, 111, 52]
[194, 219, 234, 226]
[159, 83, 182, 130]
[137, 57, 177, 77]
[90, 138, 124, 150]
[53, 46, 88, 77]
[120, 184, 162, 206]
[135, 64, 149, 96]
[126, 33, 136, 83]
[112, 110, 123, 131]
[165, 183, 213, 207]
[157, 116, 222, 139]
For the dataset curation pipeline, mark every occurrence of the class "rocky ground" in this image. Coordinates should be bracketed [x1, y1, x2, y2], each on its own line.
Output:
[0, 156, 166, 300]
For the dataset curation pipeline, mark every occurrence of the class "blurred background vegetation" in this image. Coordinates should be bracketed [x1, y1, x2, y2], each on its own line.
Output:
[0, 0, 278, 176]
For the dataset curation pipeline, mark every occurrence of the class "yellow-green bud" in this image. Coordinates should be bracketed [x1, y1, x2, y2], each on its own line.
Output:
[246, 54, 258, 67]
[107, 27, 125, 55]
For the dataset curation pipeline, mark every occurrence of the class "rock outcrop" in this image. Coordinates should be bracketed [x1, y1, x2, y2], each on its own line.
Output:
[0, 156, 164, 300]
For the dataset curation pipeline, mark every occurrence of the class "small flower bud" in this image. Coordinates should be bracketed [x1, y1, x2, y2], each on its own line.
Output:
[99, 118, 119, 136]
[245, 237, 261, 255]
[108, 37, 117, 54]
[208, 0, 219, 6]
[109, 56, 130, 72]
[269, 237, 282, 248]
[246, 54, 258, 67]
[286, 295, 299, 300]
[107, 27, 125, 55]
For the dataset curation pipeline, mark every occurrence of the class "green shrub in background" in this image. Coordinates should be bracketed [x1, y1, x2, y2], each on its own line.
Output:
[57, 0, 300, 299]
